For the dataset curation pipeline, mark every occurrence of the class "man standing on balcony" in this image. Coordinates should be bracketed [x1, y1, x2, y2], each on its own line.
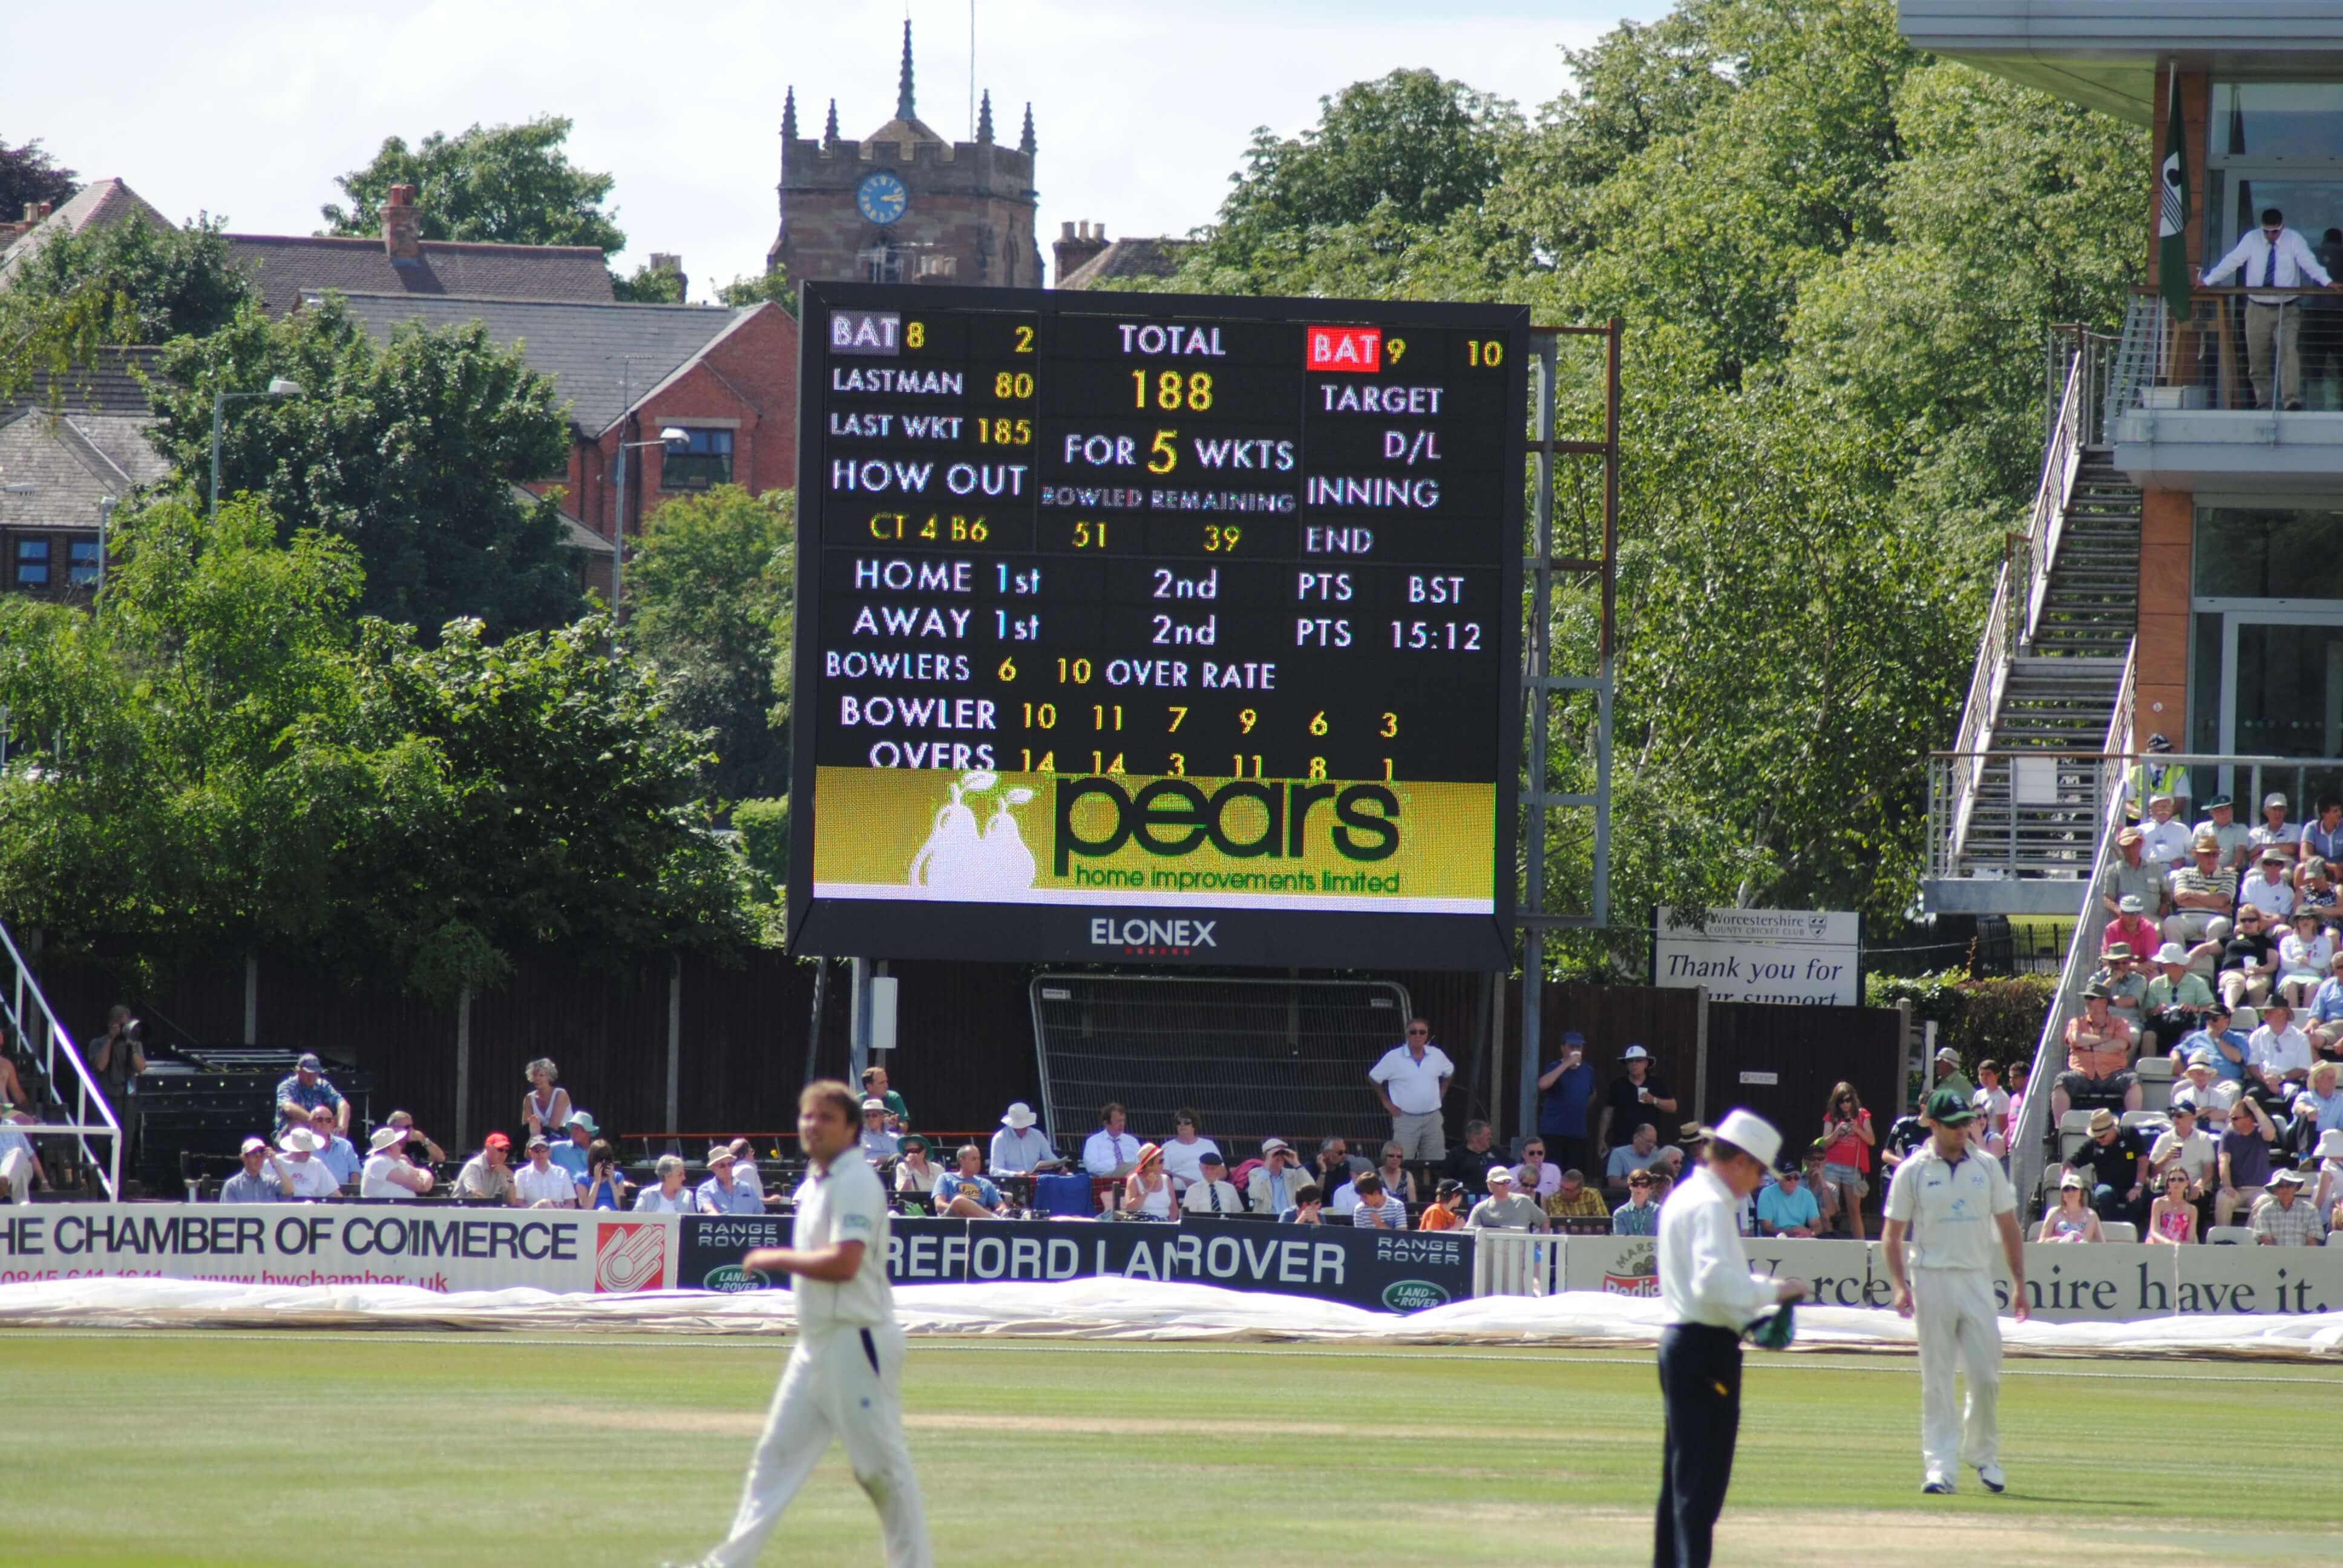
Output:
[2199, 207, 2339, 412]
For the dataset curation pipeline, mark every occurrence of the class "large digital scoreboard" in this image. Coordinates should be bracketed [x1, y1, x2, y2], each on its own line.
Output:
[787, 283, 1526, 969]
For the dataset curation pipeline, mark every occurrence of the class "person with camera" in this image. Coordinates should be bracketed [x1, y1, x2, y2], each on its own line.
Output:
[582, 1138, 628, 1210]
[90, 1005, 146, 1117]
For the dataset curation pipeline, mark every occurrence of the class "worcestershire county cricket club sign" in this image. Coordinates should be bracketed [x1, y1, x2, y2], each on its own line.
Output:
[1653, 907, 1860, 1006]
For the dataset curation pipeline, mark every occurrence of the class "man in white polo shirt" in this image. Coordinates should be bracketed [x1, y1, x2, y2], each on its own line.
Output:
[1369, 1016, 1455, 1162]
[680, 1080, 930, 1568]
[1881, 1087, 2030, 1496]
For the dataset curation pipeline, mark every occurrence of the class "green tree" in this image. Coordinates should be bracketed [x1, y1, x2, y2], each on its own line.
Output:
[0, 135, 77, 221]
[612, 255, 685, 302]
[145, 296, 583, 638]
[0, 212, 254, 405]
[320, 117, 625, 253]
[624, 485, 794, 801]
[717, 266, 798, 314]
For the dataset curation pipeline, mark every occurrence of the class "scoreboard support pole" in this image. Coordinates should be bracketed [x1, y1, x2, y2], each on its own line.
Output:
[1513, 322, 1620, 1144]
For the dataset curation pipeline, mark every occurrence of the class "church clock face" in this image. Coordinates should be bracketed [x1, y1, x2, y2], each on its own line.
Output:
[856, 171, 909, 226]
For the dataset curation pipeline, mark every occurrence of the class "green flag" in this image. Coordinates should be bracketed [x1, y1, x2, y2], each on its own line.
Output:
[2158, 79, 2192, 325]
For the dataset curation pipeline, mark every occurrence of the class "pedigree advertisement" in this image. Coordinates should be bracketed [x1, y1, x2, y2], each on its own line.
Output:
[808, 765, 1495, 913]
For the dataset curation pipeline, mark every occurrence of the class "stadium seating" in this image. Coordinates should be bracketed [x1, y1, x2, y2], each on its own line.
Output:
[2099, 1221, 2139, 1242]
[2204, 1226, 2255, 1246]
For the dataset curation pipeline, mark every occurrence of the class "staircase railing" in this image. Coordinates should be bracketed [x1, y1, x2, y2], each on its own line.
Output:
[0, 921, 122, 1198]
[2021, 359, 2086, 644]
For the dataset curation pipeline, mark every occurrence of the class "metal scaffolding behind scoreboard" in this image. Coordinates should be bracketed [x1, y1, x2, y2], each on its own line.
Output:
[1512, 323, 1619, 1139]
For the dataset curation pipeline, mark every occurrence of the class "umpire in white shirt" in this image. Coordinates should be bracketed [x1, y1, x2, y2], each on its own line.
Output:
[1880, 1087, 2030, 1496]
[2200, 206, 2341, 411]
[1653, 1109, 1807, 1568]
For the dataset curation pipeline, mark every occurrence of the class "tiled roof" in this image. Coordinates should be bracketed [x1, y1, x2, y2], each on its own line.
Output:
[1060, 237, 1194, 290]
[0, 177, 173, 280]
[16, 347, 167, 415]
[0, 408, 169, 533]
[512, 483, 613, 558]
[230, 234, 616, 316]
[322, 292, 748, 436]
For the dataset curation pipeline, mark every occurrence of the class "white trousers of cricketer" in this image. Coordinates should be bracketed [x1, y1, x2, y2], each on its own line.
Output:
[1912, 1266, 2001, 1480]
[706, 1321, 931, 1567]
[0, 1148, 32, 1204]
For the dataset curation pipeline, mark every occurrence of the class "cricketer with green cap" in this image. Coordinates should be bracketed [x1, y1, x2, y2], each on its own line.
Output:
[1879, 1086, 2030, 1497]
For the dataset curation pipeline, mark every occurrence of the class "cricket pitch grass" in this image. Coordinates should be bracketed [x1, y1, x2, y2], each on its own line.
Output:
[8, 1331, 2340, 1566]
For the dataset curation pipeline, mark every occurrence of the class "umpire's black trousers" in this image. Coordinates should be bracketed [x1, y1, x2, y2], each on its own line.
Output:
[1655, 1322, 1742, 1568]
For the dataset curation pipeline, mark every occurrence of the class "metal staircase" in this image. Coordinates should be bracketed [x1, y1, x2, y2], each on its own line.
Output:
[1, 921, 123, 1198]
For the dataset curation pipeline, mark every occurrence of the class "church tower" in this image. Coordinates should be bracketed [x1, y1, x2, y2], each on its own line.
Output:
[768, 21, 1043, 289]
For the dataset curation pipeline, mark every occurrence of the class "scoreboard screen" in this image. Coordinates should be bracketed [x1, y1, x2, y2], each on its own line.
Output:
[787, 282, 1525, 970]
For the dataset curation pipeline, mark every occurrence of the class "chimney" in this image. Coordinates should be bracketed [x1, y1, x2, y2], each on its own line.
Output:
[649, 252, 688, 299]
[382, 183, 422, 262]
[26, 201, 53, 222]
[1052, 220, 1110, 287]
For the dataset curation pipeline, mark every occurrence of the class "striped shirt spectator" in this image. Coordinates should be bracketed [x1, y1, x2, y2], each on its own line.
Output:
[1348, 1172, 1407, 1229]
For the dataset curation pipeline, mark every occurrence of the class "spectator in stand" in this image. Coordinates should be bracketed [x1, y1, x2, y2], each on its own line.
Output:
[361, 1125, 433, 1199]
[1157, 1108, 1219, 1193]
[1420, 1178, 1467, 1230]
[2053, 984, 2142, 1120]
[2194, 794, 2252, 873]
[2309, 955, 2343, 1060]
[633, 1154, 695, 1212]
[2315, 1128, 2343, 1219]
[2163, 833, 2240, 947]
[1463, 1165, 1542, 1230]
[522, 1059, 570, 1144]
[1611, 1170, 1662, 1236]
[2086, 946, 2149, 1036]
[2300, 1062, 2343, 1137]
[2240, 849, 2297, 921]
[1246, 1139, 1312, 1215]
[1817, 1082, 1876, 1240]
[2172, 1048, 2242, 1119]
[2138, 791, 2192, 866]
[1536, 1029, 1597, 1175]
[719, 1139, 766, 1204]
[2144, 945, 2215, 1053]
[382, 1111, 446, 1167]
[2146, 1166, 2199, 1244]
[1598, 1044, 1678, 1167]
[695, 1145, 762, 1215]
[1182, 1152, 1244, 1215]
[936, 1145, 1012, 1218]
[856, 1099, 900, 1162]
[1082, 1103, 1141, 1177]
[2149, 1104, 2218, 1210]
[2128, 734, 2187, 822]
[2037, 1172, 2104, 1242]
[2250, 1169, 2327, 1245]
[303, 1104, 360, 1186]
[1932, 1050, 1976, 1106]
[2302, 858, 2340, 915]
[453, 1132, 520, 1205]
[582, 1140, 626, 1210]
[217, 1135, 292, 1203]
[1313, 1135, 1370, 1198]
[1444, 1121, 1506, 1195]
[893, 1135, 942, 1197]
[1374, 1141, 1421, 1207]
[2307, 802, 2343, 869]
[2249, 790, 2303, 864]
[2277, 910, 2336, 1009]
[2247, 1000, 2316, 1107]
[514, 1135, 580, 1207]
[1607, 1122, 1669, 1184]
[0, 1031, 27, 1113]
[988, 1103, 1059, 1175]
[2102, 898, 2161, 964]
[1511, 1139, 1559, 1200]
[1879, 1102, 1930, 1178]
[1124, 1143, 1174, 1220]
[1545, 1167, 1610, 1224]
[272, 1053, 346, 1136]
[860, 1065, 908, 1129]
[1972, 1060, 2012, 1154]
[88, 1005, 146, 1120]
[2216, 1098, 2279, 1225]
[551, 1112, 598, 1180]
[2217, 906, 2280, 1010]
[1278, 1181, 1325, 1226]
[1755, 1160, 1822, 1237]
[2064, 1108, 2151, 1224]
[1328, 1165, 1364, 1214]
[1369, 1017, 1454, 1163]
[2100, 828, 2162, 924]
[274, 1127, 342, 1199]
[2174, 1002, 2251, 1089]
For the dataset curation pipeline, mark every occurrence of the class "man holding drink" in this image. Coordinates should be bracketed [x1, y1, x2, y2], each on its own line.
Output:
[1536, 1028, 1596, 1175]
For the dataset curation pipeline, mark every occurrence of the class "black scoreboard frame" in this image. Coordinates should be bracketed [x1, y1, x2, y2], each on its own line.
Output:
[785, 281, 1527, 970]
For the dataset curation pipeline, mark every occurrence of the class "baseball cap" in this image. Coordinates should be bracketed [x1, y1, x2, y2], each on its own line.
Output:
[1561, 1030, 1585, 1046]
[1621, 1044, 1650, 1060]
[240, 1136, 269, 1155]
[1201, 1151, 1226, 1166]
[2058, 1170, 2085, 1190]
[1484, 1165, 1515, 1184]
[1926, 1088, 1979, 1126]
[2266, 791, 2288, 809]
[2205, 794, 2233, 810]
[296, 1053, 324, 1072]
[525, 1133, 551, 1150]
[2117, 895, 2145, 915]
[483, 1131, 511, 1150]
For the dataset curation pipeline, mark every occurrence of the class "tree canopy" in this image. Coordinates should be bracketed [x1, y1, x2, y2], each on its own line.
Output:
[320, 116, 625, 253]
[0, 135, 77, 221]
[0, 212, 254, 406]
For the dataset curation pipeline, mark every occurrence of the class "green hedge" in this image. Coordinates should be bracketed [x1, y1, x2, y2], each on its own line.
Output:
[732, 797, 788, 892]
[1865, 970, 2058, 1079]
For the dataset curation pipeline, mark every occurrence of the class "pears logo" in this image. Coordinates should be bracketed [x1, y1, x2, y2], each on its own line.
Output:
[908, 770, 1039, 899]
[1053, 777, 1401, 874]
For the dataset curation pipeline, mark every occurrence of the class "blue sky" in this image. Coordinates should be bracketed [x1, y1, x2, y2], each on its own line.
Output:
[4, 1, 1671, 296]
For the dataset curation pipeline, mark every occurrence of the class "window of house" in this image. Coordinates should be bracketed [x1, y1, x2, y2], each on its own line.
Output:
[660, 428, 733, 491]
[11, 536, 50, 589]
[67, 538, 100, 585]
[2194, 505, 2343, 599]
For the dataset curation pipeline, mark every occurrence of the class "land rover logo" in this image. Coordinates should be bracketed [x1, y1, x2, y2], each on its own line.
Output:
[1381, 1278, 1449, 1312]
[702, 1264, 772, 1293]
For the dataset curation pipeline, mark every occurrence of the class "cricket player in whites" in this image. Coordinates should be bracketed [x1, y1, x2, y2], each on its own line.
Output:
[678, 1080, 932, 1567]
[1880, 1086, 2029, 1495]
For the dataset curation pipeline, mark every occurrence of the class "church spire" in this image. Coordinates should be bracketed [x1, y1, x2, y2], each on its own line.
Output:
[977, 90, 994, 144]
[781, 86, 797, 142]
[1019, 102, 1036, 157]
[824, 97, 840, 148]
[896, 18, 916, 121]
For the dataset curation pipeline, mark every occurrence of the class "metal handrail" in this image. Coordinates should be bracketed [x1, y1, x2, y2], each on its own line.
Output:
[1943, 561, 2013, 859]
[0, 921, 122, 1198]
[2023, 358, 2085, 644]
